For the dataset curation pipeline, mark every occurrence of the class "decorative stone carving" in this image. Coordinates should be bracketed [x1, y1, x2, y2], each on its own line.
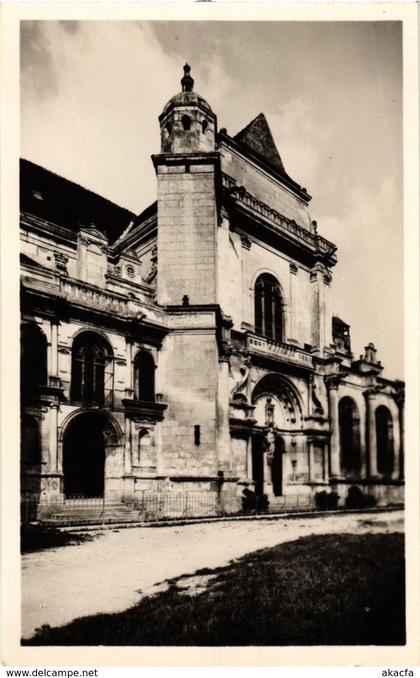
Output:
[265, 429, 276, 466]
[325, 374, 341, 391]
[144, 245, 157, 284]
[310, 376, 324, 416]
[362, 342, 380, 365]
[265, 397, 275, 426]
[229, 354, 251, 399]
[107, 264, 122, 277]
[240, 235, 252, 250]
[54, 252, 69, 275]
[323, 271, 332, 285]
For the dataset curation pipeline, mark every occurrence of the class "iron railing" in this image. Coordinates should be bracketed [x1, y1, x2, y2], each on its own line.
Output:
[20, 485, 403, 527]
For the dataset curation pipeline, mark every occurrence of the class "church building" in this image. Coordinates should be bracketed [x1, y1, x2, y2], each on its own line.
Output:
[20, 65, 404, 521]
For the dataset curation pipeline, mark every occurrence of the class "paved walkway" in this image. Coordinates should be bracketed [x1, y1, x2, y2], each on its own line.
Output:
[21, 510, 403, 639]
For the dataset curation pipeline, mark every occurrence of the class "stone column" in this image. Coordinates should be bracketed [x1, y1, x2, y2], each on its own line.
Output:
[263, 451, 272, 496]
[39, 408, 49, 472]
[124, 416, 132, 475]
[48, 402, 59, 473]
[391, 412, 401, 480]
[326, 376, 341, 479]
[246, 436, 253, 481]
[364, 390, 378, 477]
[395, 391, 404, 479]
[287, 262, 298, 343]
[125, 338, 134, 397]
[217, 357, 232, 475]
[50, 321, 59, 378]
[307, 439, 314, 482]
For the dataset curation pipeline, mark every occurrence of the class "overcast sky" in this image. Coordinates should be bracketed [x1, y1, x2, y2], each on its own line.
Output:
[21, 20, 403, 379]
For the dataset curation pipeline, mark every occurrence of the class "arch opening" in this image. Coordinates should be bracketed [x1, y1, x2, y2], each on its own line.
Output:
[252, 374, 303, 428]
[62, 412, 118, 498]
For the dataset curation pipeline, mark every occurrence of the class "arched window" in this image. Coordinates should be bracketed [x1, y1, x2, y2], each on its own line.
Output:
[181, 114, 191, 131]
[254, 274, 283, 341]
[376, 405, 394, 476]
[201, 120, 208, 134]
[21, 323, 47, 399]
[338, 397, 362, 475]
[133, 351, 155, 402]
[70, 332, 113, 406]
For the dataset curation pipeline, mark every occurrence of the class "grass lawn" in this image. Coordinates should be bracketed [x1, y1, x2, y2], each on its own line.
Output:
[23, 532, 405, 646]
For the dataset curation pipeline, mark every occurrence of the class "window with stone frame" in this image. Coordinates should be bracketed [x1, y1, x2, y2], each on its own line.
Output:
[254, 273, 283, 341]
[70, 332, 113, 406]
[133, 351, 156, 402]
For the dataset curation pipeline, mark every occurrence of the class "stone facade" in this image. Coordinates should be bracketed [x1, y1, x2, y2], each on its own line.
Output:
[20, 65, 404, 518]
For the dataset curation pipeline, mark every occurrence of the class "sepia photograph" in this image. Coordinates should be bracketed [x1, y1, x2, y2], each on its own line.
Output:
[1, 4, 419, 666]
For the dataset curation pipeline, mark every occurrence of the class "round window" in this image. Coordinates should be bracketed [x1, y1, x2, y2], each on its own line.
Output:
[126, 265, 135, 279]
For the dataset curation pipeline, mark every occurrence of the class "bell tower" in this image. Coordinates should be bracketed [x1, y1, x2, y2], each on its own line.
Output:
[153, 67, 223, 488]
[153, 64, 219, 306]
[159, 64, 216, 155]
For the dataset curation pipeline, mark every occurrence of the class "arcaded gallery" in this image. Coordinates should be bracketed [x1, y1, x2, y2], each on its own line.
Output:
[20, 65, 404, 523]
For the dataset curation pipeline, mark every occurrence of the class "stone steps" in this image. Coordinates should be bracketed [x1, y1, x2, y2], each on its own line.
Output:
[39, 501, 146, 526]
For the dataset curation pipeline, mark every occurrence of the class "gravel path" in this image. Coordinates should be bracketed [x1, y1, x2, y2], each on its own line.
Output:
[21, 510, 403, 639]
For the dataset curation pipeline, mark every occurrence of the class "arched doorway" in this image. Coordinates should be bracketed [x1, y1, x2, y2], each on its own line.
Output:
[63, 412, 111, 498]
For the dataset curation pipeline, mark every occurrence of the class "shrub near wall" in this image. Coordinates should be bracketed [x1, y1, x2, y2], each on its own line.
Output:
[314, 490, 339, 511]
[345, 486, 377, 510]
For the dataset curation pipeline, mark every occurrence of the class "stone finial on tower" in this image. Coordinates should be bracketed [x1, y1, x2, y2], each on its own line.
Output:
[181, 63, 194, 92]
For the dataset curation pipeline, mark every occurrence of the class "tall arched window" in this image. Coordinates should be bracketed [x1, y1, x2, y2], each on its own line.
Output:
[338, 396, 362, 475]
[70, 332, 113, 406]
[254, 274, 283, 341]
[21, 323, 47, 399]
[133, 351, 155, 402]
[376, 405, 394, 476]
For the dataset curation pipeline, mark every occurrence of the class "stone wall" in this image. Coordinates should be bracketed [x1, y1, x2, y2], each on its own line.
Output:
[156, 162, 217, 306]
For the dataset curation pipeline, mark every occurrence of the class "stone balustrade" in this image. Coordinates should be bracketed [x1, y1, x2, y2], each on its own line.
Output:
[222, 173, 337, 263]
[246, 333, 313, 368]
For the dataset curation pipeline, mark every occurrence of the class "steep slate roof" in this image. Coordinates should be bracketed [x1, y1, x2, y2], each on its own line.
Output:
[20, 159, 136, 245]
[234, 113, 285, 174]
